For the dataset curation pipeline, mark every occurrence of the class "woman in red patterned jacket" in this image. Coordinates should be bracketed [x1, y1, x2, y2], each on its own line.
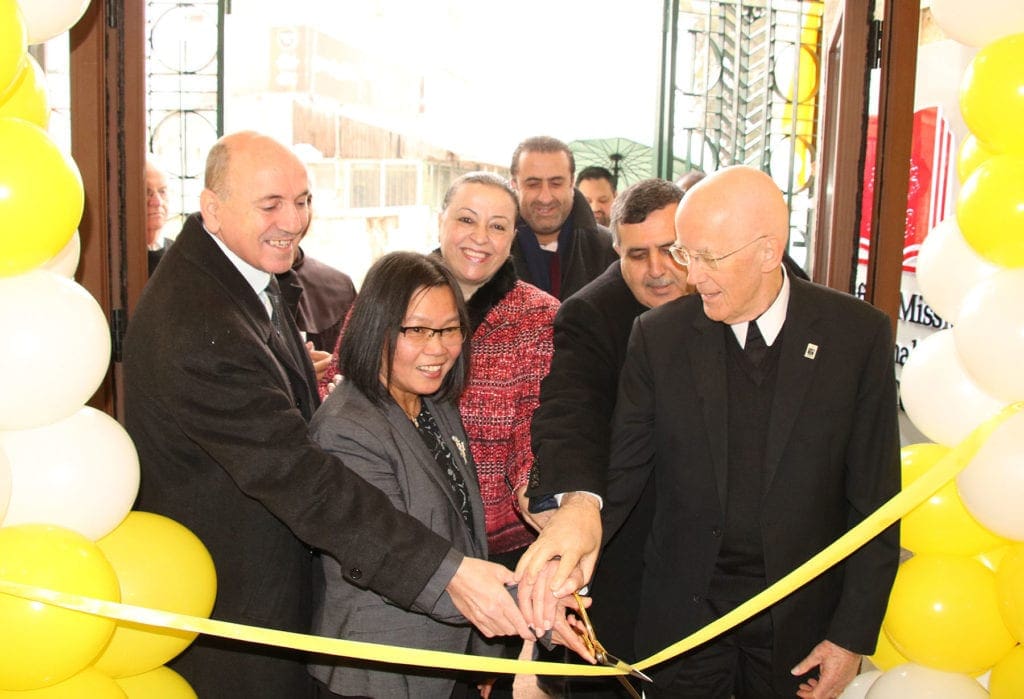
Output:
[436, 172, 559, 565]
[437, 173, 560, 695]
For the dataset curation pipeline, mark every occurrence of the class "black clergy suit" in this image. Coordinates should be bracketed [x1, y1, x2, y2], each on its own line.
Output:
[124, 214, 456, 697]
[605, 275, 901, 694]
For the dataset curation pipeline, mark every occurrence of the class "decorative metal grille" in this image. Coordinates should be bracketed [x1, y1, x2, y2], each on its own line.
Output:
[672, 0, 824, 263]
[145, 1, 221, 226]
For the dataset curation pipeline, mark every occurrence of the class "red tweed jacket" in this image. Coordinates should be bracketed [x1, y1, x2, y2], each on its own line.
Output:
[461, 270, 558, 554]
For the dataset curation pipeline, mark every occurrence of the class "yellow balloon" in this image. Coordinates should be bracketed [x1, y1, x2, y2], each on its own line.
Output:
[0, 116, 83, 276]
[990, 645, 1024, 699]
[868, 628, 909, 671]
[0, 524, 120, 691]
[0, 0, 27, 97]
[115, 666, 196, 699]
[94, 512, 217, 678]
[996, 545, 1024, 643]
[957, 154, 1024, 268]
[0, 53, 48, 127]
[883, 554, 1016, 675]
[978, 544, 1014, 572]
[959, 134, 997, 183]
[901, 442, 949, 480]
[0, 668, 126, 699]
[961, 33, 1024, 157]
[901, 442, 1009, 555]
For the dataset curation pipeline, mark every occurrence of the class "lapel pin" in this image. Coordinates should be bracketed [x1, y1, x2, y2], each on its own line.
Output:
[452, 435, 467, 463]
[804, 343, 818, 359]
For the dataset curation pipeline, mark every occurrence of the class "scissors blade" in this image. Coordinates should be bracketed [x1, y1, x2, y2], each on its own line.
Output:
[601, 652, 653, 683]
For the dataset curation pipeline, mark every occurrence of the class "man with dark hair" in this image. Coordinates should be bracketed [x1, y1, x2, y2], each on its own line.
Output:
[576, 165, 617, 227]
[518, 179, 690, 697]
[509, 136, 617, 300]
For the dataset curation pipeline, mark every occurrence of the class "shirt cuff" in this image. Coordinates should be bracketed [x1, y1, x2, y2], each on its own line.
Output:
[554, 491, 603, 509]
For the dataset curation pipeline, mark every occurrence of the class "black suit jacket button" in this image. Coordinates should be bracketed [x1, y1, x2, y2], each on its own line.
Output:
[691, 594, 702, 603]
[348, 568, 362, 580]
[711, 527, 723, 538]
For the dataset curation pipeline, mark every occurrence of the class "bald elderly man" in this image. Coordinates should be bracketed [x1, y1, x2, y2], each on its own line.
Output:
[602, 166, 900, 698]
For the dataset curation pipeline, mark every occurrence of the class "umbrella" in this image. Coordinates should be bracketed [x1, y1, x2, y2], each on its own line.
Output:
[568, 137, 693, 188]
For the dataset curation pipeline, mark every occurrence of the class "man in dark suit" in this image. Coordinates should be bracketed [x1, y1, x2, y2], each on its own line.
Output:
[522, 178, 690, 697]
[605, 166, 900, 698]
[124, 131, 535, 697]
[509, 136, 618, 300]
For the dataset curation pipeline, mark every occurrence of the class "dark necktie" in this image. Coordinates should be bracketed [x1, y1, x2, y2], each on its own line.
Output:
[266, 277, 287, 336]
[745, 319, 767, 366]
[266, 277, 307, 371]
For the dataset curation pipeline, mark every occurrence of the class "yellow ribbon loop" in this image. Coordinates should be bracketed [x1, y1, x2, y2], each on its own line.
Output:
[1, 402, 1019, 678]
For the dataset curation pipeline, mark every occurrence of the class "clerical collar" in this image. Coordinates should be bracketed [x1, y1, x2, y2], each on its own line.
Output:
[730, 265, 790, 349]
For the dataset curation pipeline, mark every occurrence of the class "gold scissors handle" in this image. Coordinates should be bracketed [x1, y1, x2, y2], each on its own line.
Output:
[571, 592, 650, 698]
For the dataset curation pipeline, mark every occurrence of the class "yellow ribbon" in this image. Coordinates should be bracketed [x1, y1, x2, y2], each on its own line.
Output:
[1, 401, 1019, 678]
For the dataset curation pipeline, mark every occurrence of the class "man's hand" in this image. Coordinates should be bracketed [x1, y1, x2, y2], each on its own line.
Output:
[446, 557, 534, 640]
[305, 343, 332, 383]
[514, 493, 601, 629]
[792, 640, 861, 699]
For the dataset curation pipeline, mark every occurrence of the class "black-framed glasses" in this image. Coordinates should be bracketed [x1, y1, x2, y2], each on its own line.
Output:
[399, 325, 465, 346]
[669, 235, 769, 271]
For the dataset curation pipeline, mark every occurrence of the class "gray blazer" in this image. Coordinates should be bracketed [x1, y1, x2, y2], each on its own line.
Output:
[307, 380, 490, 698]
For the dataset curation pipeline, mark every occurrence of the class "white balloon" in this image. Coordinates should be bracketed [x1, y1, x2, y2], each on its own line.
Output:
[931, 0, 1024, 47]
[840, 670, 881, 699]
[38, 230, 81, 279]
[15, 0, 92, 45]
[899, 329, 1006, 446]
[0, 407, 139, 540]
[916, 217, 997, 325]
[957, 410, 1024, 540]
[0, 446, 10, 525]
[866, 663, 989, 698]
[0, 270, 111, 430]
[954, 269, 1024, 403]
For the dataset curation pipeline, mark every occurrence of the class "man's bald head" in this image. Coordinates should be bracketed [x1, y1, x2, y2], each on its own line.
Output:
[199, 131, 311, 274]
[677, 165, 789, 264]
[673, 166, 789, 324]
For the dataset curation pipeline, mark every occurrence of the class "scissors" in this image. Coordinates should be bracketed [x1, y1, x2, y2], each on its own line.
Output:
[572, 592, 651, 698]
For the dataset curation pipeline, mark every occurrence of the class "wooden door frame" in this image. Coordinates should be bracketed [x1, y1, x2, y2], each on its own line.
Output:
[70, 0, 147, 421]
[813, 0, 920, 334]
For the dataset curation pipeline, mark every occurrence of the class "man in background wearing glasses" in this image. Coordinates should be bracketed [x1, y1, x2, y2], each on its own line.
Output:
[602, 166, 900, 698]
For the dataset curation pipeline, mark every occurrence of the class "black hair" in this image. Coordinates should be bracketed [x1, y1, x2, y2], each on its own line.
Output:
[510, 136, 575, 178]
[339, 252, 470, 406]
[575, 165, 617, 192]
[609, 178, 684, 244]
